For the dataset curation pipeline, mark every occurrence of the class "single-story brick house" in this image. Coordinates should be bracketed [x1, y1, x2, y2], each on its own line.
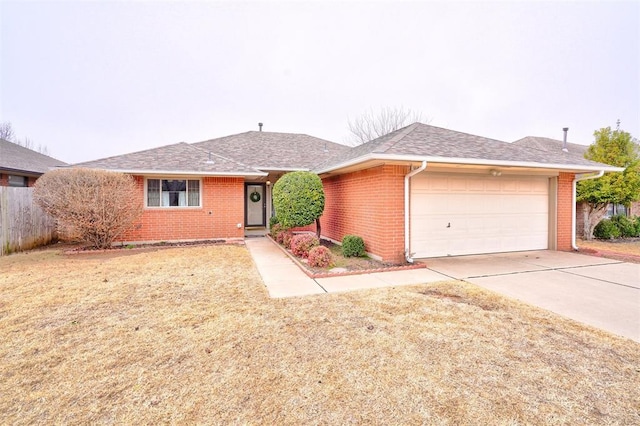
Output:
[513, 135, 640, 237]
[75, 123, 621, 263]
[0, 138, 67, 187]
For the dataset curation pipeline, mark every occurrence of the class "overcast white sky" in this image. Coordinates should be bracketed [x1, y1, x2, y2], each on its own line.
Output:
[1, 1, 638, 164]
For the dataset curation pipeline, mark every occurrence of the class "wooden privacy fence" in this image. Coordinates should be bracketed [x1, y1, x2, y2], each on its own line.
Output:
[0, 187, 57, 256]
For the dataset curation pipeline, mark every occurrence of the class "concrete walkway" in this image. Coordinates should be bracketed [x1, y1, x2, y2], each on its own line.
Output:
[244, 237, 449, 298]
[245, 237, 325, 298]
[246, 238, 639, 342]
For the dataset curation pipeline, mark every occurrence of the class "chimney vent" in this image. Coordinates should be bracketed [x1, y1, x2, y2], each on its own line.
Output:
[258, 122, 263, 132]
[562, 127, 569, 153]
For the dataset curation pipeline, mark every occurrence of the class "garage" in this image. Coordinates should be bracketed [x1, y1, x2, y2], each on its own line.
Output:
[410, 172, 550, 258]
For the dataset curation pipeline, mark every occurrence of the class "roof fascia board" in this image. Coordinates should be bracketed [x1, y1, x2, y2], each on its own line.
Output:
[315, 153, 624, 174]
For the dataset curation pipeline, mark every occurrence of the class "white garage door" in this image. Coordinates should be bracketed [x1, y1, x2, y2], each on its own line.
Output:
[411, 173, 549, 258]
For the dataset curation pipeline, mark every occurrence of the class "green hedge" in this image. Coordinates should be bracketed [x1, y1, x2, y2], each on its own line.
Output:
[593, 219, 620, 239]
[342, 235, 366, 257]
[594, 215, 640, 239]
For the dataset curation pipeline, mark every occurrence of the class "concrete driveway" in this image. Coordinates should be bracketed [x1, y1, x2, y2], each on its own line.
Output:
[425, 251, 640, 342]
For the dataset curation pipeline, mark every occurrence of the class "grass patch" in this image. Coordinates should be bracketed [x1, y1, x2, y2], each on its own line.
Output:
[1, 245, 638, 424]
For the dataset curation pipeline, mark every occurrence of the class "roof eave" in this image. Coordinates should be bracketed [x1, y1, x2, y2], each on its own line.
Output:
[315, 153, 624, 174]
[0, 166, 45, 177]
[254, 166, 310, 172]
[75, 167, 268, 177]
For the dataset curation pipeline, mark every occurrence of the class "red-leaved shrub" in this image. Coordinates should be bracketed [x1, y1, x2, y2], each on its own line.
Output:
[281, 231, 294, 249]
[270, 223, 283, 239]
[308, 246, 333, 268]
[290, 233, 320, 258]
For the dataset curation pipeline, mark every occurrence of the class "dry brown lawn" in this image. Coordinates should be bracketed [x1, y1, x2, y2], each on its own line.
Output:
[578, 238, 640, 258]
[1, 244, 639, 424]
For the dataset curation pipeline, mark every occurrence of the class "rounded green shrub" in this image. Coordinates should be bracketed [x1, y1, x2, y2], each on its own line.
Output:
[272, 171, 325, 234]
[290, 233, 320, 258]
[593, 219, 621, 239]
[342, 235, 365, 257]
[308, 245, 334, 268]
[611, 214, 638, 237]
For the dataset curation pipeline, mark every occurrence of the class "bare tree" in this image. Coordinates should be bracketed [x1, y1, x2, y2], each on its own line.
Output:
[0, 120, 50, 155]
[347, 106, 428, 145]
[0, 121, 16, 141]
[34, 168, 143, 249]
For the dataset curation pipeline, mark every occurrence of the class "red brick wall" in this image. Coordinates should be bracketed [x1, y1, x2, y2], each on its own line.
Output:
[118, 175, 245, 242]
[557, 172, 575, 250]
[321, 165, 409, 264]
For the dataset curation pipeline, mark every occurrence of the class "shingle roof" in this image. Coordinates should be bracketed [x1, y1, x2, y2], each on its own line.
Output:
[316, 123, 615, 171]
[75, 142, 264, 176]
[513, 136, 588, 158]
[0, 138, 67, 174]
[193, 131, 350, 170]
[75, 124, 620, 176]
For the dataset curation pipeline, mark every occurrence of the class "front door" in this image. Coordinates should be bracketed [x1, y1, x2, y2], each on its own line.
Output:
[245, 183, 266, 227]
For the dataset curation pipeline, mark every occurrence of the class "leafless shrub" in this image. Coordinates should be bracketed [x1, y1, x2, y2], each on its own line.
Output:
[34, 168, 142, 249]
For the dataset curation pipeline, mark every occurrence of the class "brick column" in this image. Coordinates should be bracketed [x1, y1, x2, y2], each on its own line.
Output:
[557, 172, 575, 251]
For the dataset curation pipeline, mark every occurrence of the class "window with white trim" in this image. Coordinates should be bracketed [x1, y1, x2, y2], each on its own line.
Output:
[146, 179, 201, 207]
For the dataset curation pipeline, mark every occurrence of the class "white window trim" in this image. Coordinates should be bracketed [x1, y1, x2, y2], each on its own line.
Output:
[144, 177, 203, 209]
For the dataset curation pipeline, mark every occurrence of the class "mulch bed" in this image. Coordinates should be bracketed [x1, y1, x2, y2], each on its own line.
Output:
[577, 247, 640, 264]
[267, 235, 426, 278]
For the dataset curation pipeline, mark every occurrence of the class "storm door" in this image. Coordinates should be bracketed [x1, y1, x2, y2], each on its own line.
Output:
[245, 183, 266, 227]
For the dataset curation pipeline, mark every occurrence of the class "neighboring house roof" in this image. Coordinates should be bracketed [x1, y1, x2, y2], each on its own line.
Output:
[0, 138, 67, 175]
[513, 136, 588, 158]
[193, 131, 350, 170]
[316, 123, 620, 173]
[75, 142, 265, 176]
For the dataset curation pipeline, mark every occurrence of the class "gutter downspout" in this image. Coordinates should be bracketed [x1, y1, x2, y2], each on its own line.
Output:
[572, 170, 604, 250]
[405, 161, 428, 263]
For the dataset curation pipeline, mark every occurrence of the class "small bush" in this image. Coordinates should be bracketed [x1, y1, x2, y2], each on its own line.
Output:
[593, 219, 621, 239]
[290, 233, 320, 258]
[270, 223, 283, 239]
[308, 246, 334, 268]
[281, 231, 294, 249]
[611, 215, 637, 237]
[269, 216, 280, 228]
[634, 216, 640, 236]
[342, 235, 366, 257]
